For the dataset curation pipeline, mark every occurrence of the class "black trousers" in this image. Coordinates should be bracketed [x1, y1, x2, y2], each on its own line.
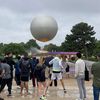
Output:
[0, 78, 12, 94]
[9, 71, 14, 90]
[15, 74, 21, 86]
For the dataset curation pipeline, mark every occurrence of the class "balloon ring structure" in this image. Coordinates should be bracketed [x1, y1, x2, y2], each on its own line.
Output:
[30, 15, 58, 42]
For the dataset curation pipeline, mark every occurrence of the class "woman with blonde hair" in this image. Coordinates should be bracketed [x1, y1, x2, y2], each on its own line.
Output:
[34, 56, 47, 100]
[61, 55, 70, 78]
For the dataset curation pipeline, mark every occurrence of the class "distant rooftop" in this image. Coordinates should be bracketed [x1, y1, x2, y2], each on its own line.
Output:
[48, 52, 78, 55]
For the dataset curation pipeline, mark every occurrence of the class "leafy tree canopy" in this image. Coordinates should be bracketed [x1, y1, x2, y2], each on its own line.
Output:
[61, 22, 96, 57]
[44, 43, 60, 52]
[25, 39, 40, 49]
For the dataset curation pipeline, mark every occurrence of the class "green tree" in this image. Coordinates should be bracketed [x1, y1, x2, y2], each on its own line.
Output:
[25, 39, 40, 50]
[3, 43, 25, 55]
[93, 40, 100, 55]
[0, 43, 4, 54]
[44, 43, 60, 51]
[61, 22, 96, 58]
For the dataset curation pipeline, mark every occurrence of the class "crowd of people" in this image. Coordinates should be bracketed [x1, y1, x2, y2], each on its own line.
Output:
[0, 52, 100, 100]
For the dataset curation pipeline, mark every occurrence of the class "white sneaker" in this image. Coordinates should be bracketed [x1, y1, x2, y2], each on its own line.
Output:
[40, 95, 47, 100]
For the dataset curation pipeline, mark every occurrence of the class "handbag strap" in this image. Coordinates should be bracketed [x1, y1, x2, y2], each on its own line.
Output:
[85, 63, 88, 71]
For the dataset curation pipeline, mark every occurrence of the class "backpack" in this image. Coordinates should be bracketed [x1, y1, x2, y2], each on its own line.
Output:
[34, 63, 46, 78]
[84, 66, 89, 81]
[30, 58, 39, 72]
[15, 61, 21, 74]
[20, 59, 30, 76]
[44, 57, 53, 68]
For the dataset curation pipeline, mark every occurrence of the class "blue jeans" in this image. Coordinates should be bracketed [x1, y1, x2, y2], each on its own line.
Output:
[76, 75, 86, 99]
[93, 85, 100, 100]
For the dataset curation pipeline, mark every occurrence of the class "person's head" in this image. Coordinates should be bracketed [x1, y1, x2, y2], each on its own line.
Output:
[62, 55, 67, 61]
[57, 54, 61, 59]
[17, 56, 21, 60]
[97, 53, 100, 60]
[76, 52, 82, 59]
[71, 56, 75, 61]
[5, 52, 13, 58]
[23, 52, 28, 58]
[0, 57, 4, 63]
[39, 56, 45, 64]
[2, 59, 6, 63]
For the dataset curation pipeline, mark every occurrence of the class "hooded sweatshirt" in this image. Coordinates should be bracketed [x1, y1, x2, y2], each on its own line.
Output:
[49, 57, 63, 72]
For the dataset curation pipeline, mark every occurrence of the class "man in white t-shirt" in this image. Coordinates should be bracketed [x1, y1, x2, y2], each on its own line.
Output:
[43, 55, 66, 99]
[75, 52, 86, 100]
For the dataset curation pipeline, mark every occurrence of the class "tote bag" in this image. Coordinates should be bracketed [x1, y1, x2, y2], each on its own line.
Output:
[85, 66, 89, 81]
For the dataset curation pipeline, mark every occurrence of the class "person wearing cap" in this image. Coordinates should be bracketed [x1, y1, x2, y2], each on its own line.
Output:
[91, 53, 100, 100]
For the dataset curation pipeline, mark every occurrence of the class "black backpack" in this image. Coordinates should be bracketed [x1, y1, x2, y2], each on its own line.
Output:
[20, 59, 30, 76]
[84, 66, 89, 81]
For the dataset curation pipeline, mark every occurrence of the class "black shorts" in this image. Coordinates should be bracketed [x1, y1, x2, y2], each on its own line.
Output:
[37, 76, 45, 82]
[21, 76, 29, 82]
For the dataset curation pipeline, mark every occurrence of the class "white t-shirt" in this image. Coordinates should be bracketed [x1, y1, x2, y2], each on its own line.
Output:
[75, 59, 85, 77]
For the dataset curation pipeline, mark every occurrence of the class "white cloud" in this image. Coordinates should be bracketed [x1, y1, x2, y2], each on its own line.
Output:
[0, 0, 100, 47]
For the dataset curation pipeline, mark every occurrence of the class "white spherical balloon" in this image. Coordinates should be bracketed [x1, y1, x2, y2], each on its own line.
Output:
[30, 15, 58, 42]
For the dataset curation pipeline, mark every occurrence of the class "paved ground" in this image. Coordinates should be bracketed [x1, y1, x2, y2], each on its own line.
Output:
[0, 78, 93, 100]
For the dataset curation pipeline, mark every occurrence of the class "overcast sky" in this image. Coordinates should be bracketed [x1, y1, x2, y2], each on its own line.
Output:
[0, 0, 100, 47]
